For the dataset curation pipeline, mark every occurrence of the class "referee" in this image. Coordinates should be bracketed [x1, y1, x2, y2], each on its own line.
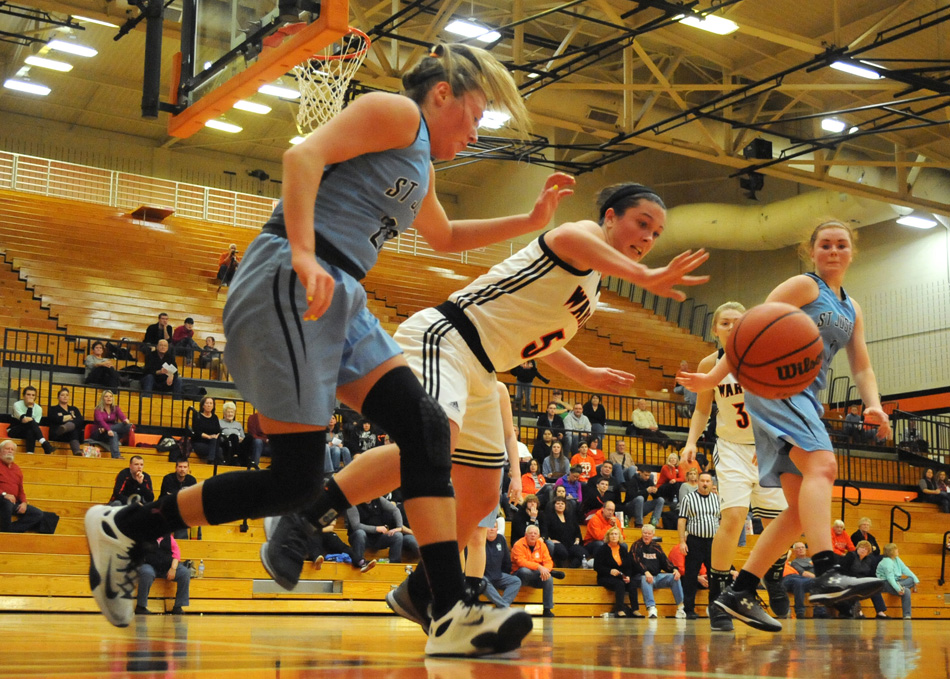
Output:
[678, 471, 721, 619]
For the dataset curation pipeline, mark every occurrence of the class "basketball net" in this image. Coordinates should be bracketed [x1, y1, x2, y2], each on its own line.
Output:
[293, 27, 370, 135]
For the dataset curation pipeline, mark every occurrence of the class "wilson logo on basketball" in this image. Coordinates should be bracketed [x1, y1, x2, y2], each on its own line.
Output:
[775, 353, 822, 382]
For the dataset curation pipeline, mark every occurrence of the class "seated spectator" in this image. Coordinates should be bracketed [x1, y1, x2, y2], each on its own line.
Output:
[510, 494, 544, 544]
[198, 336, 228, 380]
[535, 402, 565, 445]
[172, 317, 201, 367]
[570, 441, 595, 482]
[191, 396, 223, 465]
[482, 524, 522, 608]
[511, 525, 562, 617]
[563, 402, 592, 455]
[586, 437, 606, 468]
[678, 468, 700, 504]
[510, 359, 549, 412]
[608, 439, 637, 484]
[831, 519, 856, 556]
[521, 458, 546, 496]
[581, 477, 612, 520]
[325, 415, 352, 473]
[0, 440, 59, 533]
[216, 243, 240, 285]
[142, 339, 182, 397]
[583, 395, 607, 440]
[593, 526, 644, 618]
[839, 540, 886, 618]
[624, 467, 666, 528]
[678, 452, 704, 478]
[876, 543, 920, 620]
[84, 341, 122, 388]
[850, 517, 880, 555]
[655, 452, 686, 504]
[532, 429, 554, 468]
[586, 461, 620, 504]
[668, 541, 709, 589]
[135, 533, 190, 615]
[631, 523, 685, 619]
[782, 542, 820, 619]
[899, 421, 928, 454]
[631, 399, 678, 451]
[219, 401, 247, 467]
[8, 385, 53, 455]
[111, 455, 154, 505]
[844, 404, 877, 444]
[584, 501, 622, 555]
[245, 412, 270, 467]
[357, 420, 378, 453]
[47, 387, 84, 456]
[94, 390, 133, 459]
[346, 495, 417, 568]
[159, 460, 196, 536]
[543, 496, 587, 568]
[142, 312, 173, 354]
[542, 441, 570, 485]
[554, 466, 584, 506]
[918, 468, 950, 513]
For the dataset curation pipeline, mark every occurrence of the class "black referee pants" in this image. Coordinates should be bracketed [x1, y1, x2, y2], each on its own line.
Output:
[684, 534, 713, 614]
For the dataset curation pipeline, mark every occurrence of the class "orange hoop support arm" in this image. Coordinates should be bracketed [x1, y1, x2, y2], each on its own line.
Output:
[167, 0, 349, 139]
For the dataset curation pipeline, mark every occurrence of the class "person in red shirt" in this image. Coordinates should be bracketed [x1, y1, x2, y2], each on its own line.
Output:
[511, 525, 562, 617]
[669, 542, 709, 588]
[571, 441, 595, 482]
[0, 439, 58, 534]
[172, 317, 201, 367]
[656, 452, 686, 503]
[831, 520, 856, 556]
[584, 501, 623, 555]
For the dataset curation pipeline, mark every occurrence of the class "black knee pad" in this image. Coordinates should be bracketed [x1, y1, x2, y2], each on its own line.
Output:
[361, 366, 453, 500]
[201, 431, 325, 524]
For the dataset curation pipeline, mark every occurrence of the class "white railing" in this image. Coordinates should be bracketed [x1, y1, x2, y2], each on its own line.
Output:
[0, 150, 516, 266]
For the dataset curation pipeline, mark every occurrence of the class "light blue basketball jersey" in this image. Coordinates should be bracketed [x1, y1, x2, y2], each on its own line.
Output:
[800, 272, 855, 396]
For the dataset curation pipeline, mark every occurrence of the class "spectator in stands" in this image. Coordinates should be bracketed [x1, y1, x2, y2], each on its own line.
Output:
[245, 412, 269, 467]
[9, 385, 53, 455]
[678, 467, 700, 503]
[84, 341, 122, 388]
[583, 395, 608, 441]
[219, 401, 247, 467]
[532, 429, 554, 468]
[47, 387, 84, 456]
[581, 477, 612, 520]
[510, 494, 543, 544]
[876, 543, 920, 619]
[937, 470, 949, 493]
[677, 471, 720, 619]
[521, 458, 545, 497]
[783, 542, 819, 619]
[542, 441, 570, 485]
[142, 312, 173, 353]
[0, 439, 59, 533]
[190, 396, 223, 465]
[549, 389, 571, 418]
[563, 402, 591, 455]
[357, 420, 377, 453]
[142, 339, 182, 397]
[608, 439, 637, 483]
[831, 519, 856, 556]
[668, 541, 709, 589]
[844, 404, 877, 444]
[917, 468, 949, 512]
[135, 533, 190, 615]
[482, 523, 522, 608]
[586, 437, 605, 467]
[584, 500, 622, 555]
[510, 360, 549, 412]
[850, 517, 880, 555]
[172, 317, 201, 367]
[839, 540, 886, 618]
[586, 461, 620, 505]
[536, 402, 566, 445]
[570, 441, 595, 482]
[346, 495, 417, 568]
[554, 466, 584, 507]
[900, 421, 928, 454]
[216, 243, 240, 285]
[325, 414, 352, 473]
[543, 496, 587, 568]
[594, 526, 644, 618]
[111, 455, 154, 505]
[160, 460, 197, 503]
[198, 336, 228, 381]
[678, 451, 705, 478]
[624, 466, 666, 528]
[655, 452, 685, 504]
[631, 523, 685, 619]
[673, 361, 697, 419]
[511, 525, 562, 617]
[94, 390, 133, 459]
[631, 399, 678, 451]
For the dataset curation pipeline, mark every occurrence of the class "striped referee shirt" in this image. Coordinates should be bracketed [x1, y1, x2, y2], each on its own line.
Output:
[679, 490, 721, 538]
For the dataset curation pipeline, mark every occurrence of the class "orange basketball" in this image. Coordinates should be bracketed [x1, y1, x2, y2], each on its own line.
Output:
[725, 302, 824, 399]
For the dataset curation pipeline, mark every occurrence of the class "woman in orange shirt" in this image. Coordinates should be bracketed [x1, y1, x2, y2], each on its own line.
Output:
[521, 458, 546, 496]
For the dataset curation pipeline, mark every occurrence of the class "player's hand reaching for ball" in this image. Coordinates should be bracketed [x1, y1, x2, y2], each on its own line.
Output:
[584, 367, 636, 394]
[639, 249, 710, 302]
[863, 407, 891, 440]
[293, 251, 335, 321]
[676, 369, 718, 394]
[527, 172, 576, 228]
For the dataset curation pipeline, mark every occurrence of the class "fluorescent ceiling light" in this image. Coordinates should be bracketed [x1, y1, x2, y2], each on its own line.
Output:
[896, 215, 937, 229]
[258, 84, 300, 99]
[205, 119, 242, 133]
[479, 111, 511, 130]
[203, 61, 213, 70]
[3, 78, 51, 95]
[527, 73, 540, 79]
[72, 15, 120, 28]
[290, 136, 306, 145]
[445, 19, 501, 43]
[848, 125, 860, 134]
[233, 99, 272, 114]
[678, 14, 739, 35]
[24, 56, 73, 72]
[47, 39, 98, 58]
[821, 118, 846, 133]
[830, 61, 881, 80]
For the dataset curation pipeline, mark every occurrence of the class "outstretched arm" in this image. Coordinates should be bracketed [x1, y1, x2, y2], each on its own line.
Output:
[540, 348, 636, 394]
[677, 355, 732, 394]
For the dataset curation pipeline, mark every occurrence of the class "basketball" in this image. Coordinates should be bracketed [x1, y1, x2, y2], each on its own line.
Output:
[725, 302, 824, 399]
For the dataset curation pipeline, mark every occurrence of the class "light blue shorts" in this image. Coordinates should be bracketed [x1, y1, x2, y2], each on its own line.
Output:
[744, 390, 833, 488]
[223, 233, 401, 426]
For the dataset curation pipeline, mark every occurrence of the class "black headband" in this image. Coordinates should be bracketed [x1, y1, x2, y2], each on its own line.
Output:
[598, 184, 660, 221]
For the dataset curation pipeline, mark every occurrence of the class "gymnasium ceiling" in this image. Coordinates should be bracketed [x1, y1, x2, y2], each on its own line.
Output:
[1, 1, 949, 224]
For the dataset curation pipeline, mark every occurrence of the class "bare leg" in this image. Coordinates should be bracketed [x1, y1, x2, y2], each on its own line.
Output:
[710, 506, 751, 572]
[465, 527, 489, 578]
[453, 465, 504, 557]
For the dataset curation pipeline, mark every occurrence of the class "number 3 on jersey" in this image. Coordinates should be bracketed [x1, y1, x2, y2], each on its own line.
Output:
[522, 330, 565, 359]
[732, 403, 750, 429]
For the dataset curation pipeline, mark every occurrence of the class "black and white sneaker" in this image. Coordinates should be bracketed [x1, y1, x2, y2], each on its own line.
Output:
[764, 579, 790, 619]
[709, 603, 735, 632]
[714, 586, 782, 633]
[426, 599, 533, 656]
[386, 577, 432, 633]
[807, 566, 885, 605]
[85, 505, 141, 628]
[260, 515, 312, 591]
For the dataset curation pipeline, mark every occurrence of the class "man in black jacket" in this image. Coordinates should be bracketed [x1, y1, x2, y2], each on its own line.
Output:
[142, 339, 182, 396]
[535, 402, 565, 444]
[112, 455, 154, 505]
[624, 467, 666, 528]
[142, 312, 173, 353]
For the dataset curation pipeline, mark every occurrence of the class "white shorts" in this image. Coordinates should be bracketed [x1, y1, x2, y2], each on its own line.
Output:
[394, 307, 506, 469]
[713, 439, 787, 519]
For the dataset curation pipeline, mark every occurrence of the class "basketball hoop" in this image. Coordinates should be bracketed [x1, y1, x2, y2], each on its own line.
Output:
[294, 27, 370, 135]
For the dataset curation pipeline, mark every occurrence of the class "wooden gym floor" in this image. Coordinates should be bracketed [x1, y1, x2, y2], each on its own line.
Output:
[0, 612, 935, 678]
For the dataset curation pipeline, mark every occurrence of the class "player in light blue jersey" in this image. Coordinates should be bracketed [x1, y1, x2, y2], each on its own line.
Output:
[679, 220, 890, 632]
[85, 41, 575, 657]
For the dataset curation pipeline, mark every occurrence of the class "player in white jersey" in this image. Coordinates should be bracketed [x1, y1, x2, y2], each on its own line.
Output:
[263, 182, 710, 631]
[681, 302, 789, 631]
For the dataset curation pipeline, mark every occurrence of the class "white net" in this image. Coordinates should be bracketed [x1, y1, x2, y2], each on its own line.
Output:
[293, 28, 370, 135]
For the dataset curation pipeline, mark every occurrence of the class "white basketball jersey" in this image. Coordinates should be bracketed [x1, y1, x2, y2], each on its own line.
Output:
[448, 233, 601, 372]
[715, 349, 755, 444]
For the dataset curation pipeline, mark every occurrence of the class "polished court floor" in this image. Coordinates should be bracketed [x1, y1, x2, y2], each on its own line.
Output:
[0, 613, 934, 678]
